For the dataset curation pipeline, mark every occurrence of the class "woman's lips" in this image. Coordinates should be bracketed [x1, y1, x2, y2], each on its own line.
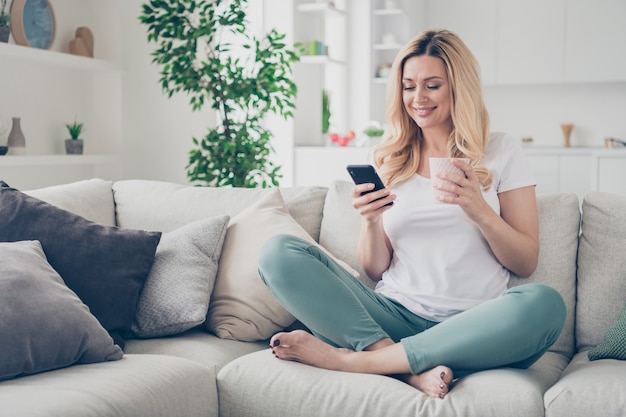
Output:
[414, 106, 437, 116]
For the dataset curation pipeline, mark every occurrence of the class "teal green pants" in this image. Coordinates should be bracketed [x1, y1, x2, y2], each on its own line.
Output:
[258, 234, 567, 377]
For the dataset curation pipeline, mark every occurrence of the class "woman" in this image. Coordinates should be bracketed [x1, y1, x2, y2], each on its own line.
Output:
[258, 29, 566, 399]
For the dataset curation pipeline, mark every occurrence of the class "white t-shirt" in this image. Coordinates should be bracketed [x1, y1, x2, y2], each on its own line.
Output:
[375, 132, 536, 322]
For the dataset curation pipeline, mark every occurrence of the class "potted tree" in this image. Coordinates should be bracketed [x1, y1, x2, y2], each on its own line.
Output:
[139, 0, 300, 188]
[65, 120, 84, 155]
[0, 0, 10, 43]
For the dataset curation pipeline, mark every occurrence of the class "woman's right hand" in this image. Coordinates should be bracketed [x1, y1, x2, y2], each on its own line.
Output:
[351, 183, 395, 222]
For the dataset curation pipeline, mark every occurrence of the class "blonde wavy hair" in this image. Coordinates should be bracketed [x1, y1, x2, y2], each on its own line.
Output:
[374, 29, 493, 191]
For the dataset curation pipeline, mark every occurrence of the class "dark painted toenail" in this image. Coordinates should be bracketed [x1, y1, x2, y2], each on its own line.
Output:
[440, 383, 444, 389]
[273, 339, 280, 347]
[439, 393, 444, 399]
[440, 371, 445, 379]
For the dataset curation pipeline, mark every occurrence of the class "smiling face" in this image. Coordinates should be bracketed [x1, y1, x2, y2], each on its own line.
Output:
[402, 55, 453, 139]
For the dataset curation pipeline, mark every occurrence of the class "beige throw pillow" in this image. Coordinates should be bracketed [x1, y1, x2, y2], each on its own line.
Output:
[206, 188, 357, 341]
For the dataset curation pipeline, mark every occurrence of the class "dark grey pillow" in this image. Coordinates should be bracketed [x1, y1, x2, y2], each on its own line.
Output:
[0, 182, 161, 347]
[0, 241, 123, 381]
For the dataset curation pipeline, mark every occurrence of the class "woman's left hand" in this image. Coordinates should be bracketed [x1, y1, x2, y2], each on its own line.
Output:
[433, 159, 490, 223]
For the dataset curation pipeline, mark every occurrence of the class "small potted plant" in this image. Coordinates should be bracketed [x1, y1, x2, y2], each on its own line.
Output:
[65, 119, 84, 155]
[362, 121, 385, 147]
[0, 0, 11, 43]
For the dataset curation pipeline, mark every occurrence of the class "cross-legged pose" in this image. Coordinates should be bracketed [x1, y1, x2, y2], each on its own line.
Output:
[258, 29, 566, 399]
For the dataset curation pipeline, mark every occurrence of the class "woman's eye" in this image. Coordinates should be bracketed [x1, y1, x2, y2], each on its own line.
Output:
[427, 84, 440, 90]
[403, 86, 415, 91]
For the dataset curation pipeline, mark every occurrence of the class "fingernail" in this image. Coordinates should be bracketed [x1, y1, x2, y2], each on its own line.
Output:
[440, 371, 445, 379]
[439, 393, 444, 399]
[440, 383, 444, 389]
[273, 339, 281, 347]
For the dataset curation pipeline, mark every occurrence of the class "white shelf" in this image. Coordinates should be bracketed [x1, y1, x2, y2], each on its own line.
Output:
[373, 8, 404, 15]
[297, 3, 346, 15]
[0, 42, 120, 72]
[299, 55, 345, 65]
[0, 155, 120, 167]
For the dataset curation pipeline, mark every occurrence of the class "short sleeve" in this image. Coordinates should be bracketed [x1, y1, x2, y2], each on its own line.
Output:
[486, 132, 536, 194]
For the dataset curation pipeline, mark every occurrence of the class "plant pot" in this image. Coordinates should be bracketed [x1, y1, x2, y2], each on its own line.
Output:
[65, 139, 84, 155]
[0, 26, 10, 43]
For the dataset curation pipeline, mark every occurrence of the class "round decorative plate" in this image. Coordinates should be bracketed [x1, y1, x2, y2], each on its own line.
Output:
[11, 0, 56, 50]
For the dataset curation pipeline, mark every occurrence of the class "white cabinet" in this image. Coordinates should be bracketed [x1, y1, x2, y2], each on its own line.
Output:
[527, 148, 626, 202]
[0, 0, 122, 189]
[496, 0, 566, 84]
[565, 0, 626, 82]
[426, 0, 497, 85]
[527, 155, 560, 194]
[593, 150, 626, 195]
[425, 0, 626, 85]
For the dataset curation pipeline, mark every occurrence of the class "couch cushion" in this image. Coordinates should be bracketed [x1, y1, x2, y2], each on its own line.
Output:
[112, 179, 327, 240]
[577, 192, 626, 352]
[0, 354, 216, 417]
[24, 178, 116, 226]
[544, 351, 626, 417]
[205, 189, 358, 342]
[508, 192, 580, 358]
[0, 182, 161, 347]
[124, 328, 267, 370]
[218, 348, 568, 417]
[0, 240, 123, 381]
[131, 215, 230, 338]
[319, 180, 374, 287]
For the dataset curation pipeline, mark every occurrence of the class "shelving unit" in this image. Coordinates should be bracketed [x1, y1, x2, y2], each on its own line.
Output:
[369, 0, 411, 124]
[292, 0, 347, 147]
[0, 0, 122, 189]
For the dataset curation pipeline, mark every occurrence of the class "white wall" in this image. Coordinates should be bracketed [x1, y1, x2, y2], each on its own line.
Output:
[485, 83, 626, 148]
[120, 0, 216, 185]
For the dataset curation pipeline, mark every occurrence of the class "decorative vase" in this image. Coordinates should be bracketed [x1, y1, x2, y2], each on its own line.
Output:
[560, 123, 574, 148]
[0, 116, 9, 155]
[0, 26, 9, 43]
[65, 139, 84, 155]
[7, 117, 26, 155]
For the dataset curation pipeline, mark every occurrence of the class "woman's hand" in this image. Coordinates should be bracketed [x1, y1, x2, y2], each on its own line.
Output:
[434, 159, 539, 277]
[432, 159, 490, 223]
[351, 183, 396, 223]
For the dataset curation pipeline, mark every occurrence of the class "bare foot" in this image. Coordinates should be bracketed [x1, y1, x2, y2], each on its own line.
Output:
[270, 330, 353, 371]
[404, 366, 453, 399]
[270, 330, 454, 399]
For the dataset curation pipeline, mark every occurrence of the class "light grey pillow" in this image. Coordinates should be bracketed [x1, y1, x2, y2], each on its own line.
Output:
[0, 240, 123, 381]
[132, 215, 230, 338]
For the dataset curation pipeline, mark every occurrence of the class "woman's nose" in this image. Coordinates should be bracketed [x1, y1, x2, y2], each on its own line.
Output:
[413, 87, 426, 103]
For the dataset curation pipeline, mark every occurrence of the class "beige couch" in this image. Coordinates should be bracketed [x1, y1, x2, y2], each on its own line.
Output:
[0, 178, 624, 417]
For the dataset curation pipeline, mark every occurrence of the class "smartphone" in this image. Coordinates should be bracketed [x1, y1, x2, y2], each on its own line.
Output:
[346, 164, 393, 206]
